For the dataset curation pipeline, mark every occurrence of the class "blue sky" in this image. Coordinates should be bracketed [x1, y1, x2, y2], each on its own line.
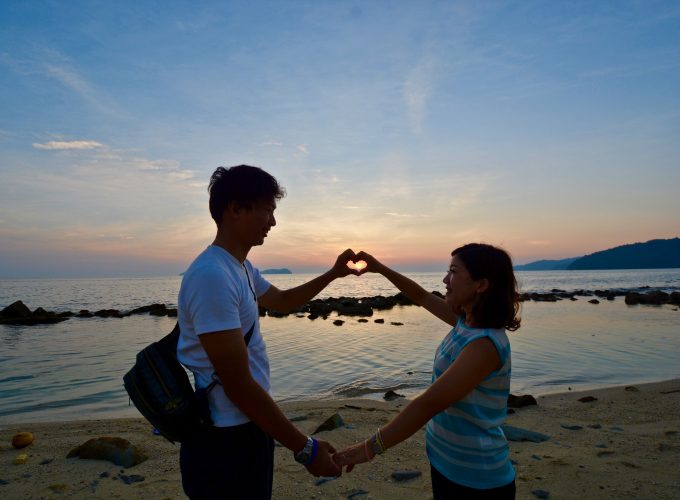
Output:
[1, 1, 679, 277]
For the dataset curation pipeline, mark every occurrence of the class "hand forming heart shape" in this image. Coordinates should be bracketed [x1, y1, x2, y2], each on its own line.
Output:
[346, 260, 367, 271]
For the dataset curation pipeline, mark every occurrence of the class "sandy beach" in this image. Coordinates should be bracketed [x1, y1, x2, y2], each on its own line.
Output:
[1, 379, 679, 499]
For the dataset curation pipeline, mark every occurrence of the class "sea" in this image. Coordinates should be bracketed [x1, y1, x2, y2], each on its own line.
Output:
[1, 269, 679, 424]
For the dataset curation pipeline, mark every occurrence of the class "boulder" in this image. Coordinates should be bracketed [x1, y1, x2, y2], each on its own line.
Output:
[0, 302, 68, 325]
[1, 301, 32, 318]
[267, 310, 289, 318]
[308, 300, 335, 316]
[94, 309, 123, 318]
[337, 299, 373, 317]
[127, 304, 168, 316]
[361, 295, 396, 311]
[393, 292, 415, 306]
[67, 437, 147, 467]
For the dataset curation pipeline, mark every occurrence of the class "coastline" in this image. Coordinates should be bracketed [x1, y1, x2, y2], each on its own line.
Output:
[1, 379, 678, 499]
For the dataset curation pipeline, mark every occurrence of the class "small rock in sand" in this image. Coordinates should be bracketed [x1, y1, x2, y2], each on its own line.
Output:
[383, 390, 405, 401]
[11, 432, 34, 449]
[391, 470, 422, 482]
[312, 413, 345, 434]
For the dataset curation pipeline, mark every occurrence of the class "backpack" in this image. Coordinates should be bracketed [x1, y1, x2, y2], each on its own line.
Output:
[123, 321, 255, 443]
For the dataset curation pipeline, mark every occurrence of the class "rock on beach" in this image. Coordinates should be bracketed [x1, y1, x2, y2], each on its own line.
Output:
[11, 432, 34, 449]
[67, 437, 147, 468]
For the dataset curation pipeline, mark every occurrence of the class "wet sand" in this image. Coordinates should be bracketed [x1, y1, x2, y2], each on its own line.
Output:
[1, 379, 679, 499]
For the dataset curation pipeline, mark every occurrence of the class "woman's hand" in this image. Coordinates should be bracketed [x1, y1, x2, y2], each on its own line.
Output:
[333, 440, 374, 473]
[354, 250, 384, 275]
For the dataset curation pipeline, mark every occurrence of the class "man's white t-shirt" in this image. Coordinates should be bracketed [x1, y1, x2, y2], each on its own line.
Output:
[177, 245, 271, 427]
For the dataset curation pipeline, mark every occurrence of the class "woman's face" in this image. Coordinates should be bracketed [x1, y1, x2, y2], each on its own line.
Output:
[443, 255, 483, 314]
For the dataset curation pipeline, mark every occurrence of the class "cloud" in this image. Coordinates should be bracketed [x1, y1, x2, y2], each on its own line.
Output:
[403, 56, 437, 134]
[33, 140, 104, 150]
[296, 144, 309, 155]
[384, 212, 428, 218]
[528, 240, 552, 246]
[260, 140, 283, 147]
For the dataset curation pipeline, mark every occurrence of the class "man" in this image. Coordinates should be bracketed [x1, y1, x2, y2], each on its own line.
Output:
[177, 165, 357, 499]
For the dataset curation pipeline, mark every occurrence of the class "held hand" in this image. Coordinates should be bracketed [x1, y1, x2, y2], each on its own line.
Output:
[333, 440, 374, 473]
[305, 439, 342, 477]
[331, 248, 360, 278]
[354, 251, 383, 276]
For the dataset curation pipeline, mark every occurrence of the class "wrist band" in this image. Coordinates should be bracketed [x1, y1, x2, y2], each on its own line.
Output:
[371, 429, 386, 455]
[309, 438, 319, 464]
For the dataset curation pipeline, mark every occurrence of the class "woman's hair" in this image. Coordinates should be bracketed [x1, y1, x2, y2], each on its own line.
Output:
[452, 243, 521, 331]
[208, 165, 286, 224]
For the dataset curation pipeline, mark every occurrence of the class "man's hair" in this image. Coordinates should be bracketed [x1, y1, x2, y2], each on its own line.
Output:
[208, 165, 285, 224]
[452, 243, 521, 331]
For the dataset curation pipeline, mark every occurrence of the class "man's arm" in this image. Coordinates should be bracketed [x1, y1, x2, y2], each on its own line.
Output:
[259, 249, 358, 312]
[199, 328, 340, 477]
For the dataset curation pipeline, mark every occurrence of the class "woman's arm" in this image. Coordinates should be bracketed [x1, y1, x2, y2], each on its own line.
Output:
[334, 337, 501, 469]
[356, 251, 457, 326]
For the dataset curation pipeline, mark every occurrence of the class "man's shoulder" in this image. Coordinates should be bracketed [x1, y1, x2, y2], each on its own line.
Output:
[183, 248, 240, 284]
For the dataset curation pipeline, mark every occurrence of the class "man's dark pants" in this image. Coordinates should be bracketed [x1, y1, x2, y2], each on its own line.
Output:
[180, 422, 275, 500]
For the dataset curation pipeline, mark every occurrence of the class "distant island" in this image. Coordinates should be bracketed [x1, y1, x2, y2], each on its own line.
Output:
[515, 237, 680, 271]
[261, 268, 292, 274]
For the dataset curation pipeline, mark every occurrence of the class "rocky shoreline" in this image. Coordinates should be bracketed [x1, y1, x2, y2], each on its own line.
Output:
[1, 288, 679, 325]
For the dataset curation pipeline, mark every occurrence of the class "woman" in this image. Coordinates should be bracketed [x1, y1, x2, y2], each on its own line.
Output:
[335, 243, 521, 499]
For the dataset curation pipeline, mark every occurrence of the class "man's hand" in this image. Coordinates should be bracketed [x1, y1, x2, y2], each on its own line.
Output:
[330, 248, 360, 278]
[333, 440, 374, 473]
[305, 439, 342, 477]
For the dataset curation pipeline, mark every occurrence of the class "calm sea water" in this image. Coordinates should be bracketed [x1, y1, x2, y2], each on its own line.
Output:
[1, 269, 679, 423]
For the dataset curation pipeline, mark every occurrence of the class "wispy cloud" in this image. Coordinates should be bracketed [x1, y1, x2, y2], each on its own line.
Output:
[403, 56, 437, 134]
[296, 144, 309, 155]
[33, 140, 103, 150]
[42, 54, 120, 115]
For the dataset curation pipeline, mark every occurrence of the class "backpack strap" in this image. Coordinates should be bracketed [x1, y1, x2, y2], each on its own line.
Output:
[243, 321, 256, 347]
[158, 322, 180, 353]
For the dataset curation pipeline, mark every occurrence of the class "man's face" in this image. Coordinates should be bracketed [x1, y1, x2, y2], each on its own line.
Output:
[244, 199, 277, 246]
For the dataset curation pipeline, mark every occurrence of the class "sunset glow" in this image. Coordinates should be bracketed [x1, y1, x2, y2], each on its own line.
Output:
[1, 1, 679, 277]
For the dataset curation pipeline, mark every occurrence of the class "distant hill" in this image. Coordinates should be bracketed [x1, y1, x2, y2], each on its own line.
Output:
[515, 238, 680, 271]
[568, 238, 680, 270]
[261, 268, 292, 274]
[514, 257, 577, 271]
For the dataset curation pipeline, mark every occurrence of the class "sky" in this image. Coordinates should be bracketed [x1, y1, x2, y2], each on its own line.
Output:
[1, 1, 679, 278]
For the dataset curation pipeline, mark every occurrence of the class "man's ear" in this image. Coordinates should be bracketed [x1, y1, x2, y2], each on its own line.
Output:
[476, 278, 490, 294]
[223, 200, 242, 220]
